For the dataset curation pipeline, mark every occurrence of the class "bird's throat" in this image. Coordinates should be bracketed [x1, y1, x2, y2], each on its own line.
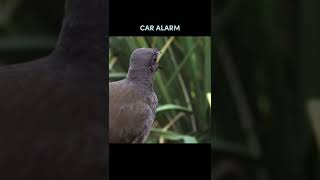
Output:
[127, 68, 155, 90]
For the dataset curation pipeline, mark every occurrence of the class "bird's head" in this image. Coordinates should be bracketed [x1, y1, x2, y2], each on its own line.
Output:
[129, 48, 161, 74]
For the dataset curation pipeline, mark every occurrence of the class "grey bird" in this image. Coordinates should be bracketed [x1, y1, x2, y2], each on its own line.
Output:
[0, 0, 108, 179]
[109, 48, 160, 143]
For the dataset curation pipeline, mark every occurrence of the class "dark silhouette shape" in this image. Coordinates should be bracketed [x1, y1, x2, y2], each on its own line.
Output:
[0, 0, 108, 179]
[109, 48, 159, 143]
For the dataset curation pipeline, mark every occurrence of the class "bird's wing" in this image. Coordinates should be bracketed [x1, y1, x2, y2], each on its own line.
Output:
[117, 102, 155, 143]
[109, 81, 156, 143]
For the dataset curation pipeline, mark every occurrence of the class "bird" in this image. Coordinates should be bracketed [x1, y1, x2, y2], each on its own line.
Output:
[0, 0, 108, 179]
[109, 48, 160, 143]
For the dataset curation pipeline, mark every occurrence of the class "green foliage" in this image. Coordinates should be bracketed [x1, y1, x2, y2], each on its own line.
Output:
[156, 104, 192, 113]
[109, 36, 211, 143]
[148, 128, 198, 143]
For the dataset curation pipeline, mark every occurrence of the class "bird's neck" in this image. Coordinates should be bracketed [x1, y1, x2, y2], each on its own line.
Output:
[127, 68, 155, 91]
[54, 0, 108, 62]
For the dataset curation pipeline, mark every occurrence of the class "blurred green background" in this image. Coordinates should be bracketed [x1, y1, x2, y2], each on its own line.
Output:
[109, 36, 211, 143]
[213, 0, 320, 180]
[0, 0, 64, 65]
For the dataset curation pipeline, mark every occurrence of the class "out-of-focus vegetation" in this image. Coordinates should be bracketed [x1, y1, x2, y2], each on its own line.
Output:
[213, 0, 320, 180]
[0, 0, 64, 65]
[109, 37, 211, 143]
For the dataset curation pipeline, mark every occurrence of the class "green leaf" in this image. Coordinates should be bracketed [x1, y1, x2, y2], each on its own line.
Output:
[150, 128, 198, 143]
[109, 73, 127, 80]
[207, 93, 211, 108]
[156, 104, 192, 113]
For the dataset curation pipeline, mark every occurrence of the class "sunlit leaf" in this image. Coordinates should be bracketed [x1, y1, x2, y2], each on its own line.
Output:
[207, 93, 211, 108]
[157, 104, 192, 113]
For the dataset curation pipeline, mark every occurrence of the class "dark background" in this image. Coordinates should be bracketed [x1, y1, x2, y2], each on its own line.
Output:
[0, 0, 64, 65]
[109, 0, 211, 36]
[0, 0, 64, 34]
[213, 0, 320, 180]
[110, 144, 211, 179]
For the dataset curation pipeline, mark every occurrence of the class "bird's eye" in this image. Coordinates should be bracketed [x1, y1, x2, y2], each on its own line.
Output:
[153, 58, 157, 62]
